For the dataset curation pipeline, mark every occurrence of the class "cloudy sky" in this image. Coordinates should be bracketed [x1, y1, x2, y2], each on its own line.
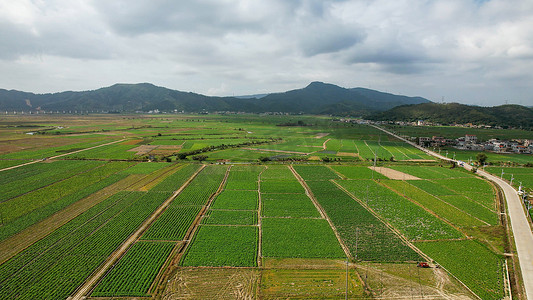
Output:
[1, 0, 532, 106]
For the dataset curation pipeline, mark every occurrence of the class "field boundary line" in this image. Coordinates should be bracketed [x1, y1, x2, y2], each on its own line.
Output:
[0, 138, 126, 172]
[289, 165, 352, 260]
[257, 166, 266, 267]
[68, 164, 206, 300]
[155, 165, 231, 293]
[330, 179, 430, 262]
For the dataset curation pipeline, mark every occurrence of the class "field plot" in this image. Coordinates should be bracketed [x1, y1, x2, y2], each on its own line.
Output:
[181, 225, 258, 267]
[91, 241, 176, 297]
[0, 191, 170, 300]
[382, 180, 487, 227]
[162, 267, 259, 299]
[305, 180, 421, 262]
[331, 165, 387, 180]
[202, 209, 257, 225]
[64, 143, 139, 160]
[260, 266, 364, 299]
[210, 190, 259, 210]
[262, 218, 345, 258]
[0, 161, 133, 241]
[390, 165, 474, 179]
[292, 165, 341, 181]
[415, 240, 504, 300]
[262, 193, 320, 218]
[337, 179, 463, 241]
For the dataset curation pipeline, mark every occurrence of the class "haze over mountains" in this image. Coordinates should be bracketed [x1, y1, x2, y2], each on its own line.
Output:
[0, 82, 429, 115]
[1, 82, 531, 129]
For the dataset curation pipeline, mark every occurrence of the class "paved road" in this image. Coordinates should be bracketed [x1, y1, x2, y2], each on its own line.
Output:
[372, 124, 533, 300]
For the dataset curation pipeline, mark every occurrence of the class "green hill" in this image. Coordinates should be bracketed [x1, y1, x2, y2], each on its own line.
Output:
[369, 102, 533, 129]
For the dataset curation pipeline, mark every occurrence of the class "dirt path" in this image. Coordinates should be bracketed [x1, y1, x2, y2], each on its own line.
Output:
[69, 165, 206, 300]
[0, 138, 126, 172]
[322, 138, 331, 151]
[371, 124, 532, 299]
[289, 165, 352, 260]
[369, 166, 421, 180]
[0, 173, 145, 264]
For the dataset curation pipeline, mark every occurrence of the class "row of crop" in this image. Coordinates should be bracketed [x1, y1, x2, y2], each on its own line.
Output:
[292, 165, 340, 181]
[64, 143, 139, 160]
[381, 180, 489, 227]
[336, 180, 463, 241]
[120, 162, 171, 174]
[261, 193, 320, 218]
[180, 225, 258, 267]
[0, 140, 109, 160]
[260, 165, 298, 181]
[415, 240, 504, 300]
[390, 165, 474, 179]
[169, 165, 227, 206]
[91, 241, 176, 297]
[0, 191, 171, 300]
[353, 140, 375, 159]
[0, 160, 104, 202]
[304, 180, 421, 262]
[261, 218, 345, 258]
[149, 164, 201, 193]
[0, 161, 133, 241]
[141, 206, 202, 240]
[408, 179, 497, 221]
[224, 165, 265, 190]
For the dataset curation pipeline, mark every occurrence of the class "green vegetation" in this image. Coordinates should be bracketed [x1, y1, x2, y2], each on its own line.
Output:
[336, 179, 463, 240]
[210, 190, 259, 210]
[292, 165, 340, 181]
[305, 180, 421, 262]
[261, 193, 320, 218]
[202, 209, 257, 225]
[415, 240, 504, 300]
[181, 225, 258, 267]
[262, 218, 345, 258]
[91, 241, 175, 297]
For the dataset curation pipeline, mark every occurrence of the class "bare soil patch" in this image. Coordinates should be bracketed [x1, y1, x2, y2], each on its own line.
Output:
[314, 133, 330, 138]
[337, 152, 359, 157]
[128, 145, 158, 155]
[162, 268, 259, 300]
[122, 139, 143, 145]
[370, 166, 421, 180]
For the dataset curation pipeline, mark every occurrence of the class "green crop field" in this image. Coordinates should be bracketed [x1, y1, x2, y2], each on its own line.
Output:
[91, 241, 176, 297]
[0, 114, 512, 299]
[262, 218, 345, 258]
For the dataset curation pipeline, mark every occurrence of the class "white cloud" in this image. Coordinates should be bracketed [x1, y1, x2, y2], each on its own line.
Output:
[0, 0, 532, 106]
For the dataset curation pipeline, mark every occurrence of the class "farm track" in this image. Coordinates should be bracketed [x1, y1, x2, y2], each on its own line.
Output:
[0, 173, 143, 264]
[372, 124, 533, 300]
[330, 180, 431, 262]
[289, 165, 351, 260]
[155, 165, 231, 295]
[0, 138, 126, 172]
[69, 165, 206, 300]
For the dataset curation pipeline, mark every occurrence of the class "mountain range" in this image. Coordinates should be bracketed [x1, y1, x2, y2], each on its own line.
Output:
[370, 102, 533, 129]
[0, 82, 429, 115]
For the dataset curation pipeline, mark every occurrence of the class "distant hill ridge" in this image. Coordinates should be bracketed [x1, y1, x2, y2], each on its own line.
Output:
[369, 102, 533, 129]
[0, 82, 430, 115]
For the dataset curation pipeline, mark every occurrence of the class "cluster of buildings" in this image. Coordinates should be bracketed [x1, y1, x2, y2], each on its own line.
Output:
[418, 135, 533, 154]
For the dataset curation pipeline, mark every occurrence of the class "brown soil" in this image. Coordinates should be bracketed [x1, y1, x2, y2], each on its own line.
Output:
[0, 174, 143, 263]
[128, 144, 158, 155]
[337, 152, 359, 157]
[121, 139, 143, 145]
[369, 166, 422, 180]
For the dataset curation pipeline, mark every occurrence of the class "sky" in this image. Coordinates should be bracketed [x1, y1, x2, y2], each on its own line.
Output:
[1, 0, 533, 106]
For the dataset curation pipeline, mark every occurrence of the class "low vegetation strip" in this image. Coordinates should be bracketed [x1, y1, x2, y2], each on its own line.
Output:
[149, 164, 201, 193]
[415, 240, 504, 300]
[381, 180, 486, 227]
[141, 206, 202, 241]
[170, 165, 228, 206]
[91, 241, 176, 297]
[336, 179, 463, 241]
[202, 209, 258, 225]
[261, 193, 321, 218]
[210, 190, 259, 210]
[292, 165, 341, 181]
[0, 191, 171, 300]
[181, 225, 258, 267]
[261, 218, 345, 258]
[305, 180, 421, 262]
[330, 165, 387, 180]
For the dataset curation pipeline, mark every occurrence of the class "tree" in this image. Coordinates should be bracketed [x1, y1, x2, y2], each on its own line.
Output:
[476, 153, 488, 165]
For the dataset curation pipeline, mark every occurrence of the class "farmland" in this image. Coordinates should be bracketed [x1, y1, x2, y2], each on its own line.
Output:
[0, 114, 515, 299]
